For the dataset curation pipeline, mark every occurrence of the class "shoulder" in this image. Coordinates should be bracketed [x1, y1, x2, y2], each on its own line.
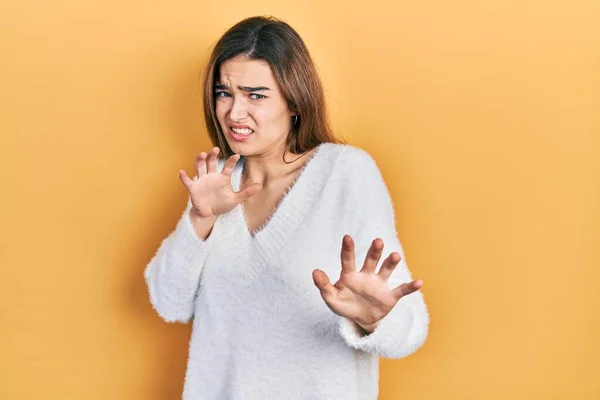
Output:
[320, 143, 384, 183]
[319, 142, 380, 168]
[322, 145, 397, 232]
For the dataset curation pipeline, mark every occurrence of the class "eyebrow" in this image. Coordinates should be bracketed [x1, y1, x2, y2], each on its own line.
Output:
[214, 84, 271, 92]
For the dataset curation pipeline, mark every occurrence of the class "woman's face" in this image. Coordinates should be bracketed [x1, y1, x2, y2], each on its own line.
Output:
[215, 55, 296, 157]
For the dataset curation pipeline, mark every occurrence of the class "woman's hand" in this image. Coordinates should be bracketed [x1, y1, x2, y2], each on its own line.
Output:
[179, 147, 262, 218]
[312, 235, 423, 334]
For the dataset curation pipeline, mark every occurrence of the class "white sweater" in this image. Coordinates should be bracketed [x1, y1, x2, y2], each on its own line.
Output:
[144, 142, 430, 400]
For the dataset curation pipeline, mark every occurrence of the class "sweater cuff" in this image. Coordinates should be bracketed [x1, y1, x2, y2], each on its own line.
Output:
[337, 300, 414, 358]
[170, 202, 213, 262]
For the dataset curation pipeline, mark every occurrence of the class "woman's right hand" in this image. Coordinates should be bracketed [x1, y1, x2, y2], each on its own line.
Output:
[178, 147, 262, 218]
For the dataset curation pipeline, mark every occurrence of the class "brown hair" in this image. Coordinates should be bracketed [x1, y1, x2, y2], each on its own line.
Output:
[200, 15, 345, 161]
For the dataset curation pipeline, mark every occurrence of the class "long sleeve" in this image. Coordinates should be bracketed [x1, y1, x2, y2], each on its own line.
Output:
[144, 198, 217, 323]
[337, 148, 430, 359]
[144, 158, 224, 323]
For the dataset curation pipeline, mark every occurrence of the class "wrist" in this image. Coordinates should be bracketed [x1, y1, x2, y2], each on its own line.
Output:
[189, 207, 218, 221]
[188, 209, 218, 240]
[356, 320, 380, 336]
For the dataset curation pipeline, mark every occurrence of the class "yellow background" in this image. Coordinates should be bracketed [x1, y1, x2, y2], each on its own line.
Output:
[1, 0, 598, 399]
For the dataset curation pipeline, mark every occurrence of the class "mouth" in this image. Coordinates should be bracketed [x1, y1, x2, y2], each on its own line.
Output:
[228, 126, 254, 142]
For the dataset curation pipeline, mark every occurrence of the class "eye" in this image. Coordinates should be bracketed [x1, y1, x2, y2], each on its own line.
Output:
[250, 93, 266, 100]
[215, 91, 231, 98]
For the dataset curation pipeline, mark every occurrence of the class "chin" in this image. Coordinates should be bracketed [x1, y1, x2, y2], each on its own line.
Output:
[225, 139, 250, 155]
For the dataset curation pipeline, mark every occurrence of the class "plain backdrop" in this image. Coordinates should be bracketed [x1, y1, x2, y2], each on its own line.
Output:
[1, 0, 598, 399]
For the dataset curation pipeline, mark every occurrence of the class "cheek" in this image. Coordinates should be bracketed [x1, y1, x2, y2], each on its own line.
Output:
[253, 109, 268, 124]
[215, 102, 227, 121]
[255, 106, 286, 126]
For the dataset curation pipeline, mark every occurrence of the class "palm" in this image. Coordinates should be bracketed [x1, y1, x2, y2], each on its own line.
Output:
[189, 173, 244, 217]
[322, 269, 402, 326]
[179, 147, 262, 218]
[313, 235, 423, 330]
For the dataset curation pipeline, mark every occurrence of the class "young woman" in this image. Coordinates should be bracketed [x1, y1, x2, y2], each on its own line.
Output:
[145, 15, 429, 400]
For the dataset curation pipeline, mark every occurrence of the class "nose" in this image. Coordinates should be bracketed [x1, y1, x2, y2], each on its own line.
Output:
[229, 96, 248, 121]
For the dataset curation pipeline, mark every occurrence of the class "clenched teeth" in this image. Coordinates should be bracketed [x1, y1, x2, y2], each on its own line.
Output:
[231, 127, 253, 135]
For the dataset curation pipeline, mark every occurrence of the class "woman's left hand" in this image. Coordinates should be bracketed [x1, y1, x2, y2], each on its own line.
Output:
[312, 234, 423, 334]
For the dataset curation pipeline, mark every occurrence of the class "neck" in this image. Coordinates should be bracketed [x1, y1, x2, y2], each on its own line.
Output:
[241, 146, 314, 187]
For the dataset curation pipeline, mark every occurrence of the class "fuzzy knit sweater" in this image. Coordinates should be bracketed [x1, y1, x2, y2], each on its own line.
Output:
[144, 142, 430, 400]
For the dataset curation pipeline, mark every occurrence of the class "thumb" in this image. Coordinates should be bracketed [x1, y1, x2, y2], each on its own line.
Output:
[235, 183, 263, 203]
[312, 269, 337, 297]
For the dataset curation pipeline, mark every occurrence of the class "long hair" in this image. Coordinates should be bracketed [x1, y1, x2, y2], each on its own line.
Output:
[200, 16, 345, 161]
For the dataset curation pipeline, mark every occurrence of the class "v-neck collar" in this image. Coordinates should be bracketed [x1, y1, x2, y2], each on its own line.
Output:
[237, 143, 325, 239]
[229, 143, 333, 279]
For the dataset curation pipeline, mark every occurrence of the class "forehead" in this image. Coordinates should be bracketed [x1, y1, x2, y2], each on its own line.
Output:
[217, 56, 276, 86]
